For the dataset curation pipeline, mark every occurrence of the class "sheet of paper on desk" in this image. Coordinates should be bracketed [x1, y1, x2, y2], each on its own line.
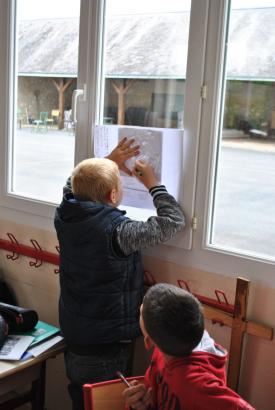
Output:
[0, 335, 34, 360]
[26, 335, 63, 358]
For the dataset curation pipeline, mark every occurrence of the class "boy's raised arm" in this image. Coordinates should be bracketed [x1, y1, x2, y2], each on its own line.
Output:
[114, 159, 185, 255]
[115, 190, 185, 255]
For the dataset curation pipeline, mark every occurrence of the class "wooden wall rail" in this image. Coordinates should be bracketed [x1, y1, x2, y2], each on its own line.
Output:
[204, 278, 273, 390]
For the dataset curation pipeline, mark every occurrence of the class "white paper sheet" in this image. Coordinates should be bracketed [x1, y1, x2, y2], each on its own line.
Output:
[0, 335, 34, 360]
[94, 125, 183, 209]
[118, 127, 163, 184]
[26, 335, 63, 358]
[94, 125, 118, 157]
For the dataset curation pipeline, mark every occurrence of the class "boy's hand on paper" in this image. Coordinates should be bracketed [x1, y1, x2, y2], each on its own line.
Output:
[123, 380, 152, 410]
[133, 160, 159, 190]
[107, 137, 140, 175]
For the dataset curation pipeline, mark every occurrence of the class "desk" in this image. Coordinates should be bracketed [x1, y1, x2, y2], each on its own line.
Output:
[0, 342, 66, 410]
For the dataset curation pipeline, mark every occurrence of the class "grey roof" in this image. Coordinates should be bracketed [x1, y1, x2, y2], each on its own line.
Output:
[104, 13, 189, 79]
[227, 8, 275, 80]
[18, 18, 79, 77]
[18, 8, 275, 80]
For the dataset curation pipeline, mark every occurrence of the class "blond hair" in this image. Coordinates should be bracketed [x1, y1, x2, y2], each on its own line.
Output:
[71, 158, 120, 203]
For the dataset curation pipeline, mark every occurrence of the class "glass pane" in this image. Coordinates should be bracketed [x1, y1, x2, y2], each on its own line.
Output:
[12, 0, 80, 202]
[211, 1, 275, 260]
[102, 0, 191, 128]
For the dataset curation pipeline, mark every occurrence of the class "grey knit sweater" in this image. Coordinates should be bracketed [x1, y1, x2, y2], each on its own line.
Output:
[115, 185, 185, 255]
[64, 179, 185, 256]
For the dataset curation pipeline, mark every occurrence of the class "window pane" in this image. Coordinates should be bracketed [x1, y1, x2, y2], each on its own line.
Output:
[101, 0, 191, 128]
[12, 0, 80, 203]
[211, 1, 275, 260]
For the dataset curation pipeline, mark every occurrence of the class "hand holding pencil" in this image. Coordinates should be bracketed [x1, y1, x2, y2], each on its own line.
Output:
[118, 371, 152, 410]
[133, 160, 159, 190]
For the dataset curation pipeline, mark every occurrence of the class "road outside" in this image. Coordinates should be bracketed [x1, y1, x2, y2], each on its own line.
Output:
[14, 128, 275, 260]
[14, 128, 75, 204]
[213, 138, 275, 260]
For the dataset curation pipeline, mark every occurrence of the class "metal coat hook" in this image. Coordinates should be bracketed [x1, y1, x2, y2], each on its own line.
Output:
[143, 270, 156, 286]
[54, 245, 60, 274]
[177, 279, 191, 292]
[212, 318, 224, 326]
[215, 289, 229, 306]
[29, 239, 43, 268]
[6, 233, 20, 261]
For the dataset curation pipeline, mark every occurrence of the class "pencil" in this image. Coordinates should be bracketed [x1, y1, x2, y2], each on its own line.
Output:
[135, 169, 143, 177]
[116, 371, 131, 387]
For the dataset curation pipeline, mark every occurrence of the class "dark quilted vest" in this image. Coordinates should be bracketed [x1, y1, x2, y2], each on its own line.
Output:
[54, 194, 143, 346]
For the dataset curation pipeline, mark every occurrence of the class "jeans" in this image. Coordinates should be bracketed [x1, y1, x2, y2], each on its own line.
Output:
[64, 342, 134, 410]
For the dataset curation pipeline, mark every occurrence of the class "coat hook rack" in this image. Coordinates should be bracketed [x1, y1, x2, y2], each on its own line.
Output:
[0, 233, 60, 271]
[177, 278, 234, 314]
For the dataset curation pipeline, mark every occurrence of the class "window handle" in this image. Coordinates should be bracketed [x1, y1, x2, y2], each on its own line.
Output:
[71, 85, 86, 123]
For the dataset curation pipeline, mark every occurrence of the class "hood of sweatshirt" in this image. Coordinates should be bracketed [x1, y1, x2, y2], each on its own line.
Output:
[54, 193, 126, 245]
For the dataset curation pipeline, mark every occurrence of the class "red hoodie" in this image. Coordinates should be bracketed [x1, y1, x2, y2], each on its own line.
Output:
[144, 334, 255, 410]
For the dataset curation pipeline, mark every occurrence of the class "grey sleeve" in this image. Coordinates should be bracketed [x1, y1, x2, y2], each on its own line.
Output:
[115, 186, 185, 255]
[63, 177, 72, 195]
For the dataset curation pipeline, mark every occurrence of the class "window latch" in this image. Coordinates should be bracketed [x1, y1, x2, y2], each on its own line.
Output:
[200, 84, 207, 100]
[191, 216, 198, 231]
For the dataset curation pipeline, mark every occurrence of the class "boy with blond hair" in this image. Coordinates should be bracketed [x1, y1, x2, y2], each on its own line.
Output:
[123, 283, 255, 410]
[71, 158, 121, 203]
[54, 138, 185, 410]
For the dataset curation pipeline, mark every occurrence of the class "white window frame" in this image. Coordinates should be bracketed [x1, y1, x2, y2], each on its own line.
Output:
[1, 0, 274, 278]
[0, 0, 207, 248]
[0, 0, 99, 226]
[182, 0, 274, 283]
[143, 0, 275, 286]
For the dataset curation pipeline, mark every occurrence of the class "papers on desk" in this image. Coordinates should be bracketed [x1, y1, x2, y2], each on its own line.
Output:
[0, 321, 64, 361]
[26, 335, 63, 358]
[0, 335, 34, 360]
[16, 320, 60, 347]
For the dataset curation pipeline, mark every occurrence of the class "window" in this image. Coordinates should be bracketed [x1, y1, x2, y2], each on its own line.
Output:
[4, 0, 80, 205]
[206, 0, 275, 261]
[0, 0, 209, 251]
[92, 1, 193, 212]
[92, 0, 205, 250]
[1, 0, 274, 272]
[101, 0, 191, 129]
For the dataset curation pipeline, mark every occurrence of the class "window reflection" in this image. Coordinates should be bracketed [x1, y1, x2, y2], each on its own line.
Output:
[102, 1, 191, 128]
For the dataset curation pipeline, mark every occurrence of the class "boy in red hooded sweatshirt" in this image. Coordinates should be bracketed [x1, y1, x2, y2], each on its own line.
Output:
[123, 283, 255, 410]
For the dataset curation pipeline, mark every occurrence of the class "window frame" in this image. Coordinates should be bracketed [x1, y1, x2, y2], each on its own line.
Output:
[0, 0, 207, 250]
[0, 0, 97, 221]
[0, 0, 274, 276]
[191, 0, 275, 280]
